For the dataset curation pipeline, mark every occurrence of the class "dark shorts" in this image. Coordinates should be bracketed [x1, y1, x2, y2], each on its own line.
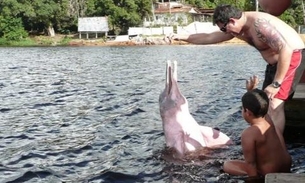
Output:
[262, 49, 305, 100]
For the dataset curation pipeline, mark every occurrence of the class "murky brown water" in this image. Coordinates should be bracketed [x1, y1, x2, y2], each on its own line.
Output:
[0, 45, 304, 183]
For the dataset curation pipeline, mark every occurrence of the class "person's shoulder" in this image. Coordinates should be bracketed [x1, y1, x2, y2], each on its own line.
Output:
[241, 125, 261, 138]
[241, 127, 259, 146]
[246, 11, 274, 22]
[253, 11, 275, 18]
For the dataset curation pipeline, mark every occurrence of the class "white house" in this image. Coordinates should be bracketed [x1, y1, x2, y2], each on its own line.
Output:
[144, 2, 213, 27]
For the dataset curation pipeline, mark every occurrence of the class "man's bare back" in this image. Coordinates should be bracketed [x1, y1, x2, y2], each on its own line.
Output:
[235, 12, 304, 65]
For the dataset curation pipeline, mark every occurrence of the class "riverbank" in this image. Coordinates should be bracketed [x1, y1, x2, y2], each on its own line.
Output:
[2, 34, 305, 46]
[0, 34, 255, 47]
[67, 35, 248, 46]
[49, 33, 305, 46]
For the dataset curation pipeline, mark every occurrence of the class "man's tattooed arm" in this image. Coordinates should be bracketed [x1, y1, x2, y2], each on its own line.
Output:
[254, 18, 286, 52]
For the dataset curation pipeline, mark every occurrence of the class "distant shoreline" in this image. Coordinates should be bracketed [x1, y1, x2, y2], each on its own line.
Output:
[68, 37, 247, 46]
[2, 34, 305, 47]
[69, 34, 305, 46]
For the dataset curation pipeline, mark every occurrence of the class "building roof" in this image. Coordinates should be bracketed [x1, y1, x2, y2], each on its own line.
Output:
[78, 17, 109, 32]
[153, 2, 214, 15]
[154, 2, 194, 14]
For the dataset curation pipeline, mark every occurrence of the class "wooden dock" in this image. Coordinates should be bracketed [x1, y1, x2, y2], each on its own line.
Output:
[265, 173, 305, 183]
[270, 74, 305, 183]
[291, 83, 305, 99]
[283, 70, 305, 142]
[284, 83, 305, 143]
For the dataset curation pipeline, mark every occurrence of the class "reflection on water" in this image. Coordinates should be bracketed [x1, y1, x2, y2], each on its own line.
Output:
[0, 45, 304, 183]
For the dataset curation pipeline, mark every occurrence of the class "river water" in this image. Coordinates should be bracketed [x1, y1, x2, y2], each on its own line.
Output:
[0, 45, 304, 183]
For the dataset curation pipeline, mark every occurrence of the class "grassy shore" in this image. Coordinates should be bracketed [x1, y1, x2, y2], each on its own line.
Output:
[2, 34, 305, 47]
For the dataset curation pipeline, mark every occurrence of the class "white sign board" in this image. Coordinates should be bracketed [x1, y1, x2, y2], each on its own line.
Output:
[78, 17, 109, 32]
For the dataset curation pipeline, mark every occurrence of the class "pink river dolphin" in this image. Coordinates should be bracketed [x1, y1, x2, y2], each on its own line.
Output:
[159, 60, 232, 158]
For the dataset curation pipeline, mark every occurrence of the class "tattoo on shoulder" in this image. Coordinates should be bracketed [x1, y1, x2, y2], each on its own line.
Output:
[254, 18, 286, 51]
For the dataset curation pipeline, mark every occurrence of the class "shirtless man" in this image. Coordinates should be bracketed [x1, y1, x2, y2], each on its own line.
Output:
[168, 4, 305, 136]
[223, 88, 291, 177]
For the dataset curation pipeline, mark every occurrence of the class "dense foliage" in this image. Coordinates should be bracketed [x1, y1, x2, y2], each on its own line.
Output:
[0, 0, 304, 41]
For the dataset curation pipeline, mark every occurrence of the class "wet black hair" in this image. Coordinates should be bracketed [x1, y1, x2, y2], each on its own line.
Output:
[242, 89, 269, 118]
[213, 4, 243, 25]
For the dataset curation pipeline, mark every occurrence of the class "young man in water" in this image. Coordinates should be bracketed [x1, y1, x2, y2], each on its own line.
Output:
[167, 4, 305, 137]
[223, 88, 291, 177]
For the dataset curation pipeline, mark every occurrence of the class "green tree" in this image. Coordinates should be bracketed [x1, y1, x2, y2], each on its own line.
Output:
[87, 0, 152, 34]
[0, 16, 28, 41]
[0, 0, 66, 37]
[184, 0, 205, 8]
[0, 0, 24, 16]
[24, 0, 61, 36]
[0, 1, 28, 41]
[273, 0, 303, 31]
[243, 0, 257, 11]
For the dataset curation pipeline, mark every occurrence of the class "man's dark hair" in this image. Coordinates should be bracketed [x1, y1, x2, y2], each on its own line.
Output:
[213, 4, 243, 25]
[242, 89, 269, 117]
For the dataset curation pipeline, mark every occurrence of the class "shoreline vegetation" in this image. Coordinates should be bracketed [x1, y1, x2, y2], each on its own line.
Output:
[2, 34, 305, 47]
